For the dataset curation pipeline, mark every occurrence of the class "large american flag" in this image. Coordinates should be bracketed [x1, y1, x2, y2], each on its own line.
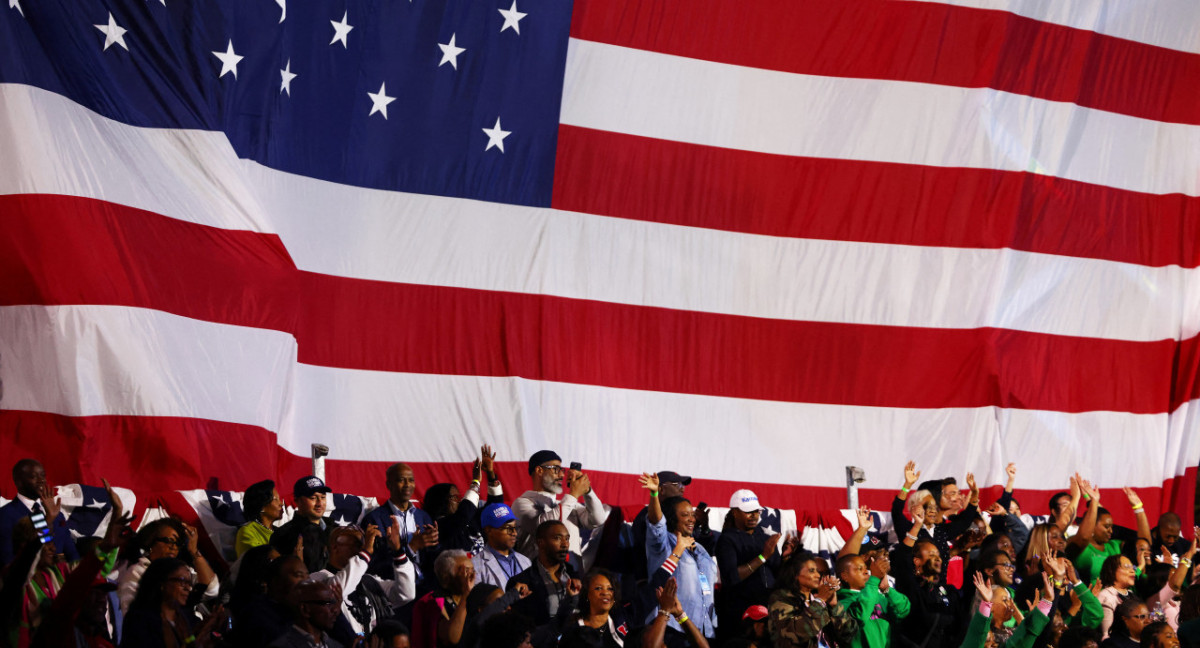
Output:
[1, 0, 1198, 525]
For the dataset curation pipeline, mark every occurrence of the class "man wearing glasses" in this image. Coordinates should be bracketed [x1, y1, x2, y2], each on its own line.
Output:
[271, 579, 345, 648]
[512, 450, 609, 570]
[474, 503, 532, 589]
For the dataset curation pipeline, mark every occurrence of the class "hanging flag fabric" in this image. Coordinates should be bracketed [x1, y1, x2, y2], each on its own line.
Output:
[0, 0, 1198, 525]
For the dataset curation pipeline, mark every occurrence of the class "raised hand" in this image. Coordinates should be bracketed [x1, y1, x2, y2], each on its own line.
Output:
[763, 533, 782, 557]
[1158, 547, 1174, 564]
[387, 517, 403, 551]
[1070, 474, 1081, 500]
[817, 575, 841, 603]
[1041, 572, 1056, 601]
[973, 572, 993, 602]
[411, 523, 439, 551]
[904, 461, 921, 488]
[640, 472, 661, 492]
[1005, 463, 1017, 488]
[183, 523, 200, 554]
[965, 472, 979, 496]
[1123, 487, 1143, 510]
[782, 534, 800, 558]
[1041, 555, 1066, 580]
[363, 524, 381, 555]
[472, 459, 482, 483]
[911, 504, 927, 528]
[38, 482, 61, 521]
[987, 502, 1007, 516]
[870, 555, 891, 581]
[1082, 480, 1100, 502]
[568, 472, 591, 498]
[656, 578, 684, 615]
[674, 532, 696, 554]
[856, 505, 872, 529]
[481, 444, 496, 476]
[294, 535, 305, 559]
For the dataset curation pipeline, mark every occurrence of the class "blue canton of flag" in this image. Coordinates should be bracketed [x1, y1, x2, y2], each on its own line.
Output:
[0, 0, 573, 206]
[65, 484, 113, 538]
[205, 489, 246, 527]
[329, 493, 366, 527]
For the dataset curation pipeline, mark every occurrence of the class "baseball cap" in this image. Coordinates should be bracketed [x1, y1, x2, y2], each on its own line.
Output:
[527, 450, 563, 475]
[861, 532, 888, 550]
[742, 605, 769, 621]
[481, 503, 517, 529]
[657, 471, 692, 486]
[293, 475, 333, 498]
[729, 489, 761, 512]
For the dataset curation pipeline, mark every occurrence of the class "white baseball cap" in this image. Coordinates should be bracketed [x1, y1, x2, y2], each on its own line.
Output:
[729, 489, 761, 512]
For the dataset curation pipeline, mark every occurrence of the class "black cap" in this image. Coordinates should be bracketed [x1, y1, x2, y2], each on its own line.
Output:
[528, 450, 563, 475]
[657, 471, 692, 486]
[861, 532, 888, 550]
[293, 475, 333, 498]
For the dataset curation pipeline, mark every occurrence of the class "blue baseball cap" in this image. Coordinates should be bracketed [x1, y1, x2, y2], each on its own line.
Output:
[482, 503, 517, 529]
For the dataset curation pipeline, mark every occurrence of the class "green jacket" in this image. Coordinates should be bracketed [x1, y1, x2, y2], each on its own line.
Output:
[839, 577, 912, 648]
[959, 605, 1050, 648]
[769, 588, 862, 648]
[1064, 582, 1104, 629]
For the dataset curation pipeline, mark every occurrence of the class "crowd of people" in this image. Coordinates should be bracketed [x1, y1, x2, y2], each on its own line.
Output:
[1, 451, 1198, 648]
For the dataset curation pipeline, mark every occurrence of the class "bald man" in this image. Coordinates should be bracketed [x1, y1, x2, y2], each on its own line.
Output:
[363, 463, 439, 583]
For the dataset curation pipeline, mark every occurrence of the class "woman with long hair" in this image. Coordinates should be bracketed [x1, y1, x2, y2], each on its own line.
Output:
[120, 558, 226, 648]
[116, 519, 218, 614]
[766, 554, 859, 648]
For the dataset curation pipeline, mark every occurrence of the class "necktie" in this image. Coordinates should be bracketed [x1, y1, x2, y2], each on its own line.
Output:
[32, 501, 44, 515]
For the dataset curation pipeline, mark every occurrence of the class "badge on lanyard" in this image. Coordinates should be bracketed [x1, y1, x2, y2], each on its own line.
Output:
[697, 570, 713, 597]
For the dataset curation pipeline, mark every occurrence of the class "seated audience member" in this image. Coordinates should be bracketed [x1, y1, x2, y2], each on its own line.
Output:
[375, 619, 413, 648]
[766, 552, 859, 648]
[269, 579, 345, 648]
[311, 523, 416, 638]
[507, 521, 581, 627]
[738, 604, 770, 648]
[235, 479, 284, 557]
[1101, 598, 1152, 648]
[716, 489, 788, 637]
[513, 451, 608, 569]
[0, 458, 80, 566]
[411, 549, 478, 648]
[643, 577, 712, 648]
[1142, 532, 1196, 630]
[229, 554, 309, 647]
[631, 471, 691, 577]
[959, 572, 1056, 648]
[425, 446, 506, 553]
[892, 503, 960, 648]
[1067, 485, 1151, 586]
[1097, 555, 1142, 638]
[362, 463, 439, 582]
[836, 552, 910, 648]
[892, 462, 981, 582]
[474, 503, 532, 590]
[1141, 622, 1181, 648]
[480, 611, 535, 648]
[641, 473, 719, 641]
[272, 475, 334, 575]
[121, 557, 228, 648]
[559, 568, 631, 648]
[117, 518, 217, 613]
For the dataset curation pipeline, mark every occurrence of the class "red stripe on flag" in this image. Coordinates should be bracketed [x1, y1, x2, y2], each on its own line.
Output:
[570, 0, 1200, 125]
[1, 194, 1196, 414]
[552, 126, 1200, 269]
[299, 271, 1194, 414]
[1, 409, 1194, 527]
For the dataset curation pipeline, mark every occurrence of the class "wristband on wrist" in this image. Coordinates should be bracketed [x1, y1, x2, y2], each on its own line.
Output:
[1082, 493, 1091, 500]
[906, 532, 919, 541]
[676, 613, 689, 625]
[650, 491, 658, 498]
[758, 554, 766, 564]
[900, 487, 910, 496]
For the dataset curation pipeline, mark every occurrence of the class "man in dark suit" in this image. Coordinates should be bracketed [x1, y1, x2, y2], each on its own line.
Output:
[506, 520, 580, 625]
[0, 458, 79, 567]
[362, 462, 439, 584]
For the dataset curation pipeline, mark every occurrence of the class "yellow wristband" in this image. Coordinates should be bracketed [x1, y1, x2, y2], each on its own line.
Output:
[676, 614, 690, 625]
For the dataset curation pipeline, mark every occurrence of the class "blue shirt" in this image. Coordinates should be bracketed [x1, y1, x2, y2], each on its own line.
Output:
[646, 516, 719, 637]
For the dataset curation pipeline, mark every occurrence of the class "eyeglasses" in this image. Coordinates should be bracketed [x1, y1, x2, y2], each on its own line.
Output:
[166, 577, 195, 588]
[154, 537, 181, 547]
[498, 525, 518, 534]
[538, 464, 563, 473]
[994, 563, 1015, 569]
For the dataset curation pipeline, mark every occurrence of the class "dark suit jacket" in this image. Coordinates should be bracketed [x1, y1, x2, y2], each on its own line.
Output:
[363, 503, 435, 581]
[0, 498, 79, 566]
[506, 560, 579, 626]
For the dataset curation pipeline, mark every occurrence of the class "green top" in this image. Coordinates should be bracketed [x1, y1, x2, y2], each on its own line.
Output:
[1064, 582, 1104, 629]
[838, 577, 912, 648]
[959, 605, 1050, 648]
[235, 520, 273, 557]
[1073, 540, 1122, 586]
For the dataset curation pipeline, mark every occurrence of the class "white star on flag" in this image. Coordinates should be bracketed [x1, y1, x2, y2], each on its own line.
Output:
[330, 12, 354, 48]
[368, 82, 396, 119]
[482, 117, 511, 153]
[498, 1, 526, 35]
[94, 13, 129, 52]
[280, 60, 297, 95]
[84, 498, 105, 509]
[9, 0, 23, 17]
[438, 34, 466, 70]
[333, 514, 351, 527]
[212, 40, 243, 79]
[275, 0, 286, 23]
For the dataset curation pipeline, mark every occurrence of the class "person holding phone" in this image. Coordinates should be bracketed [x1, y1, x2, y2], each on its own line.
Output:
[0, 458, 79, 567]
[511, 451, 609, 571]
